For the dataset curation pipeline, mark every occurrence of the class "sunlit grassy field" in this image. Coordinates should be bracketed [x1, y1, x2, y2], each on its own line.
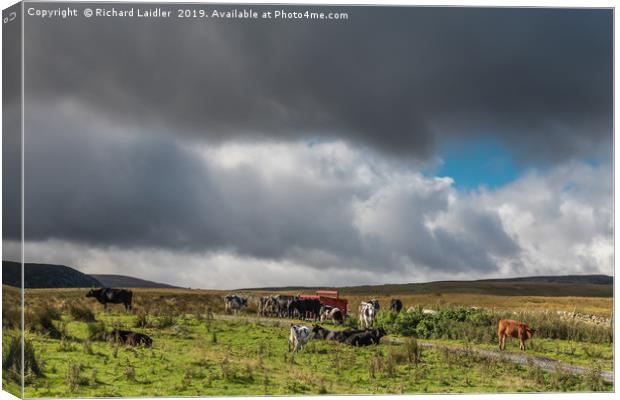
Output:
[1, 285, 614, 397]
[22, 315, 613, 397]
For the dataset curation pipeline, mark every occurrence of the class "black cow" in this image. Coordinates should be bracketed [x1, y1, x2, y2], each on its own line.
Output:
[290, 298, 321, 320]
[106, 329, 152, 347]
[390, 299, 403, 313]
[345, 328, 387, 347]
[86, 288, 133, 311]
[311, 325, 365, 342]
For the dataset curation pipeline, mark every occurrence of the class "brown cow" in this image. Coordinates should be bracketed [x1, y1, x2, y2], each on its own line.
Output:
[498, 319, 535, 351]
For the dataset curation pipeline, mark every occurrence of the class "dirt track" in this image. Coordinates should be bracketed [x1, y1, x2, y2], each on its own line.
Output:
[218, 314, 613, 382]
[387, 338, 613, 382]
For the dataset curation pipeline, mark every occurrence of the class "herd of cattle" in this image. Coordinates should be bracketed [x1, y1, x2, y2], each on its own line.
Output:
[82, 288, 536, 354]
[254, 295, 344, 324]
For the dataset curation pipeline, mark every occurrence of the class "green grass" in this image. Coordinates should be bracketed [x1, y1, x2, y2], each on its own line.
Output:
[23, 312, 612, 397]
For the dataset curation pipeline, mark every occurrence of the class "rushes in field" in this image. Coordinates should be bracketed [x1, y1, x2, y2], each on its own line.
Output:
[66, 361, 87, 392]
[58, 337, 76, 352]
[3, 306, 20, 329]
[69, 304, 96, 322]
[220, 354, 234, 381]
[3, 335, 43, 381]
[526, 359, 546, 386]
[154, 315, 176, 329]
[86, 321, 107, 341]
[368, 349, 383, 379]
[384, 350, 397, 378]
[2, 336, 21, 374]
[585, 363, 606, 391]
[584, 345, 604, 359]
[549, 365, 580, 391]
[404, 337, 421, 364]
[90, 370, 98, 386]
[31, 307, 62, 339]
[124, 361, 136, 382]
[134, 311, 149, 328]
[83, 339, 93, 355]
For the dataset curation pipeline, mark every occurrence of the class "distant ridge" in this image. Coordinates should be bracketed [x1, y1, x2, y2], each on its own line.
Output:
[3, 261, 101, 288]
[91, 274, 179, 289]
[2, 261, 178, 289]
[241, 274, 613, 298]
[478, 274, 612, 285]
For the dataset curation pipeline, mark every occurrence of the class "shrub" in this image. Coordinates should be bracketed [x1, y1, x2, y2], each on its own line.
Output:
[375, 306, 610, 344]
[343, 314, 359, 329]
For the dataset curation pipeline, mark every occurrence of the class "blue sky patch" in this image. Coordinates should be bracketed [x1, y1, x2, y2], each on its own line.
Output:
[434, 137, 519, 190]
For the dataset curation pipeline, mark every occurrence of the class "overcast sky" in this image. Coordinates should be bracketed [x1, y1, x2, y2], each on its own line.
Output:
[11, 5, 613, 288]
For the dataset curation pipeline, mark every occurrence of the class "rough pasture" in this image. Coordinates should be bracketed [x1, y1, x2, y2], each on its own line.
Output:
[2, 286, 613, 397]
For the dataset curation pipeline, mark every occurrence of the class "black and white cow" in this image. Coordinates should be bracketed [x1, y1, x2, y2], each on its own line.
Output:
[359, 301, 379, 329]
[224, 294, 247, 315]
[86, 288, 133, 312]
[288, 324, 312, 352]
[319, 305, 344, 325]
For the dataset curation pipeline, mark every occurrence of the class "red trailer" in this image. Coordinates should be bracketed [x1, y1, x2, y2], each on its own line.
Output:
[298, 290, 348, 316]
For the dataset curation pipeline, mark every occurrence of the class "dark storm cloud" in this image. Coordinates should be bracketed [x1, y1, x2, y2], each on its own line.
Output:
[24, 6, 612, 163]
[22, 102, 522, 277]
[18, 6, 613, 285]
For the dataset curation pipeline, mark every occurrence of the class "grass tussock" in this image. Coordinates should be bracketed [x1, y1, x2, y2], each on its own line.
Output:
[68, 304, 96, 322]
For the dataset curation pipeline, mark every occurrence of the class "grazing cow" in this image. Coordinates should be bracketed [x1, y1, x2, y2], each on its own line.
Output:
[320, 305, 344, 325]
[106, 329, 152, 347]
[358, 301, 378, 328]
[288, 324, 312, 352]
[290, 298, 321, 320]
[345, 328, 387, 347]
[86, 288, 133, 312]
[275, 295, 298, 318]
[390, 299, 403, 313]
[257, 296, 269, 316]
[498, 319, 535, 351]
[264, 296, 277, 317]
[224, 294, 247, 315]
